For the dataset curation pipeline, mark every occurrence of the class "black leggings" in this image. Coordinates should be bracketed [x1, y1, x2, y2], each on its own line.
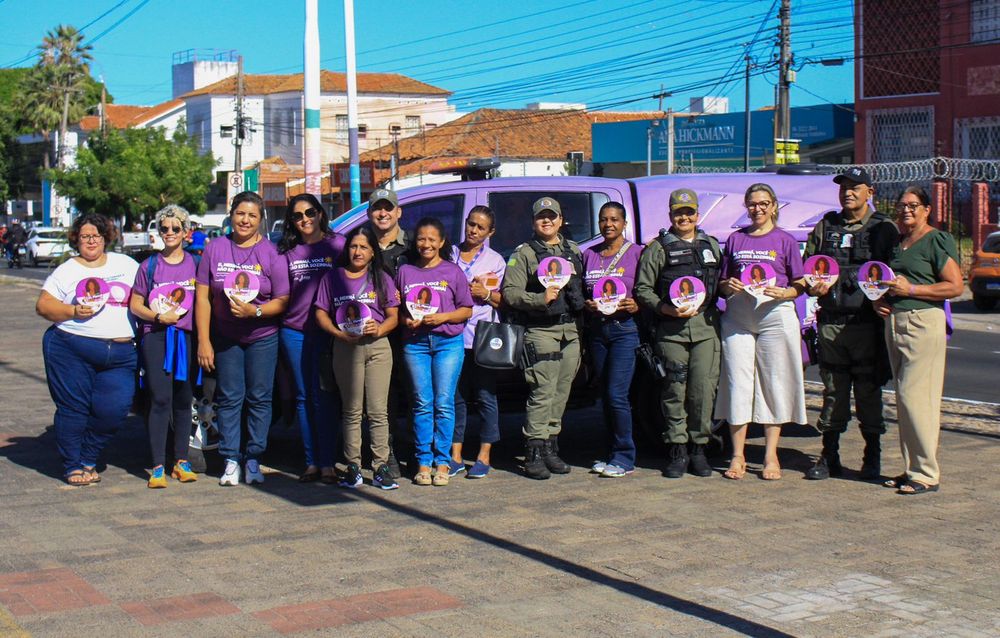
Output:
[141, 330, 194, 466]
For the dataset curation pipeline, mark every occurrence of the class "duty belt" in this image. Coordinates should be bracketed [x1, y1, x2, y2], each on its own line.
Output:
[522, 312, 575, 328]
[818, 310, 877, 325]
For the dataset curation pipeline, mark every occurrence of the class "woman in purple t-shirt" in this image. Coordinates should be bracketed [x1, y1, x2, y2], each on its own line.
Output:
[130, 205, 199, 488]
[581, 202, 642, 477]
[315, 225, 400, 491]
[195, 191, 290, 487]
[715, 183, 808, 481]
[396, 217, 473, 487]
[277, 194, 345, 484]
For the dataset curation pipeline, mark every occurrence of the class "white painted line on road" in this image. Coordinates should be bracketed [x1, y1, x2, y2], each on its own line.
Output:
[947, 346, 963, 350]
[804, 380, 1000, 408]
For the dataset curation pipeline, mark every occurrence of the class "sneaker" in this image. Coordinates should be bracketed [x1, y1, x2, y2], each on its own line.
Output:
[245, 459, 265, 485]
[467, 460, 490, 479]
[448, 460, 467, 477]
[601, 463, 634, 478]
[171, 460, 198, 482]
[339, 463, 363, 488]
[432, 465, 450, 486]
[219, 459, 240, 486]
[590, 461, 608, 474]
[372, 464, 399, 491]
[147, 465, 167, 489]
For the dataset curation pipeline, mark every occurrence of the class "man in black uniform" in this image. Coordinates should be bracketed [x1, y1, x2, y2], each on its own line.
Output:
[801, 168, 899, 480]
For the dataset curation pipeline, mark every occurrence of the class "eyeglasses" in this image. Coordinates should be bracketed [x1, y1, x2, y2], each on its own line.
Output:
[746, 201, 773, 210]
[79, 234, 104, 243]
[159, 225, 183, 235]
[292, 208, 320, 222]
[895, 202, 923, 212]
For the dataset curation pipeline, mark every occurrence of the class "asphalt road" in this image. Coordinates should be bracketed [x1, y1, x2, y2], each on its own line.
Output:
[6, 264, 999, 404]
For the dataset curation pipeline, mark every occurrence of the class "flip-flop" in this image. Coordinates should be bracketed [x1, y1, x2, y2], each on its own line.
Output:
[64, 470, 92, 486]
[299, 469, 321, 483]
[723, 456, 746, 480]
[762, 465, 783, 481]
[898, 481, 939, 495]
[82, 466, 101, 483]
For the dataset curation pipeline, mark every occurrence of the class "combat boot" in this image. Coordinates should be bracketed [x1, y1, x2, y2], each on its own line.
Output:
[688, 442, 713, 477]
[541, 438, 571, 474]
[806, 431, 842, 480]
[523, 440, 551, 480]
[664, 443, 689, 479]
[859, 430, 881, 481]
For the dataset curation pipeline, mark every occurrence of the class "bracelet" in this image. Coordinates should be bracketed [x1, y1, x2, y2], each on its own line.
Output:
[153, 313, 161, 324]
[908, 285, 916, 297]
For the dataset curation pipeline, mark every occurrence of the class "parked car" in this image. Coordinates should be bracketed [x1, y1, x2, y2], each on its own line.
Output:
[25, 227, 70, 267]
[970, 230, 1000, 311]
[146, 219, 165, 251]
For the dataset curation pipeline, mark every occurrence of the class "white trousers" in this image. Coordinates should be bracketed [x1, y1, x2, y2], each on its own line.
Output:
[715, 294, 807, 426]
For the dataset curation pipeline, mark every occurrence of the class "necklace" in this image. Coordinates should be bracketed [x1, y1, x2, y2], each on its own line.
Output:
[228, 234, 261, 269]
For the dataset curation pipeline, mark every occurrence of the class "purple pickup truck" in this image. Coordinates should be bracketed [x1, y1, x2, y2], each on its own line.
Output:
[331, 171, 841, 255]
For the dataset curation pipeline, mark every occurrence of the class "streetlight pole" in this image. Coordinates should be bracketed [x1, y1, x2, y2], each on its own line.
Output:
[744, 54, 752, 172]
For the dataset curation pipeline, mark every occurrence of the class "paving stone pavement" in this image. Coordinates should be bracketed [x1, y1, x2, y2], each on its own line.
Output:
[2, 276, 1000, 637]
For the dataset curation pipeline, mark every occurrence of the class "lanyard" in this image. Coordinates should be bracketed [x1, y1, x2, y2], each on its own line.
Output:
[599, 241, 631, 278]
[453, 243, 486, 280]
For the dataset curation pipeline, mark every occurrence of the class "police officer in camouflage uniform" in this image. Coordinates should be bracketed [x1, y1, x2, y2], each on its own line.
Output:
[802, 168, 899, 480]
[502, 197, 586, 480]
[634, 189, 722, 478]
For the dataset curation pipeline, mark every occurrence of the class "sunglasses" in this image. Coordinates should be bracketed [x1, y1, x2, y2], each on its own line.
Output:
[292, 208, 320, 222]
[159, 225, 183, 234]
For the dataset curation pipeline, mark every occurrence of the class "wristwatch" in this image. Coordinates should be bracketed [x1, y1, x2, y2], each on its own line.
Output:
[254, 306, 263, 318]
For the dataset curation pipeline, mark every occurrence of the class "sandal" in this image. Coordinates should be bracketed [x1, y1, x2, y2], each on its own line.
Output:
[413, 468, 433, 486]
[64, 470, 92, 486]
[723, 456, 746, 480]
[762, 462, 782, 481]
[883, 474, 908, 489]
[319, 468, 337, 485]
[432, 466, 450, 487]
[299, 467, 321, 483]
[82, 466, 101, 483]
[898, 481, 939, 495]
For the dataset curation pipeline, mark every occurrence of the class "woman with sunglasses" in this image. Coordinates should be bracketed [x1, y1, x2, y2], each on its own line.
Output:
[196, 191, 290, 487]
[715, 183, 807, 481]
[277, 194, 345, 484]
[130, 205, 199, 488]
[36, 213, 139, 485]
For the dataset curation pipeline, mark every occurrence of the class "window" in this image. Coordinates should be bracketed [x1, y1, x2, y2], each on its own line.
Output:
[487, 191, 602, 257]
[398, 194, 465, 248]
[972, 0, 1000, 43]
[866, 107, 934, 163]
[358, 124, 367, 140]
[285, 108, 298, 145]
[982, 234, 1000, 253]
[955, 116, 1000, 160]
[405, 116, 421, 132]
[335, 114, 348, 143]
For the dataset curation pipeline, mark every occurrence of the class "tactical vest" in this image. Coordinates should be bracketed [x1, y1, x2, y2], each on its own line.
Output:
[816, 210, 888, 315]
[655, 230, 721, 313]
[521, 238, 586, 319]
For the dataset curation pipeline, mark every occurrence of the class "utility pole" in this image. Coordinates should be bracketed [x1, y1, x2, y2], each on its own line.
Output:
[744, 54, 752, 172]
[344, 0, 361, 207]
[666, 108, 675, 174]
[100, 77, 107, 135]
[775, 0, 792, 141]
[234, 55, 245, 174]
[303, 0, 321, 196]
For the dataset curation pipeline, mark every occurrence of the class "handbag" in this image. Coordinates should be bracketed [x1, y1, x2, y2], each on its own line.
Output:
[473, 309, 526, 370]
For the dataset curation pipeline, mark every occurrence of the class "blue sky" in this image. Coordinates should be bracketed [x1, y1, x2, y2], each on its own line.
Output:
[1, 0, 854, 113]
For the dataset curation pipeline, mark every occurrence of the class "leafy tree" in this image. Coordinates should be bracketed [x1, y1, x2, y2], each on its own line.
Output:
[47, 122, 218, 227]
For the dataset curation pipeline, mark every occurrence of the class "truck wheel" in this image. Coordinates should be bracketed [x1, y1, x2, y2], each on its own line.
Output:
[973, 294, 998, 311]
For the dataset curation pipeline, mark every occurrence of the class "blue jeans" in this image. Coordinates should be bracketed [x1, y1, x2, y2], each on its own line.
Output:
[42, 327, 137, 475]
[213, 332, 279, 463]
[280, 328, 340, 468]
[402, 332, 465, 468]
[588, 318, 639, 471]
[453, 350, 500, 446]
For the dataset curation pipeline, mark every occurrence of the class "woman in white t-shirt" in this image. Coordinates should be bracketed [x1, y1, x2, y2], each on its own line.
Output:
[36, 213, 139, 486]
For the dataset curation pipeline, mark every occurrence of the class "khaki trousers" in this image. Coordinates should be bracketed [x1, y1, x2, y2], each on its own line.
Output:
[522, 323, 580, 440]
[886, 307, 946, 486]
[332, 336, 393, 468]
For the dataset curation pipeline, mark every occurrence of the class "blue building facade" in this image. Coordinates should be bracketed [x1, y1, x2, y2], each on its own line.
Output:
[592, 103, 853, 166]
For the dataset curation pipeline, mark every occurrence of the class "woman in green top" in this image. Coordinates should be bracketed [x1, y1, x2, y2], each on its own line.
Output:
[874, 185, 963, 495]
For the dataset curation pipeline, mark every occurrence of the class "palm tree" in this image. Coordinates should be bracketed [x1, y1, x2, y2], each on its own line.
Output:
[35, 25, 94, 168]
